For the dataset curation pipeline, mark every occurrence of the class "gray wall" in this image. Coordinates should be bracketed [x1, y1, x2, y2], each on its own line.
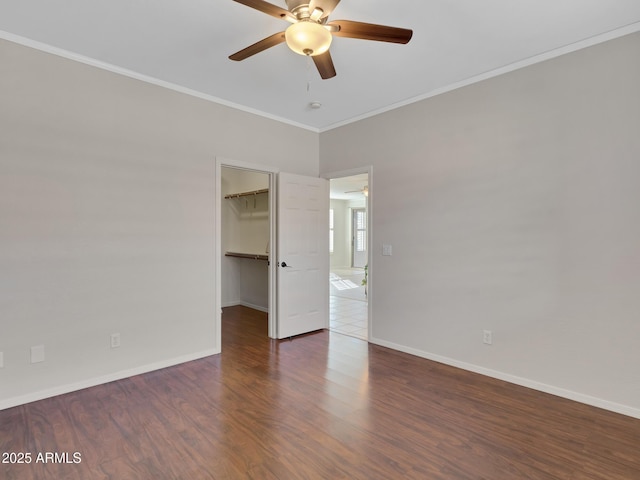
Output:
[0, 39, 318, 407]
[3, 30, 639, 418]
[320, 32, 640, 416]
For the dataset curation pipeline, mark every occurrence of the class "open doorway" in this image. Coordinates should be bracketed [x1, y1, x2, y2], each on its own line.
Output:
[220, 167, 270, 314]
[216, 159, 278, 346]
[329, 173, 369, 340]
[216, 158, 330, 346]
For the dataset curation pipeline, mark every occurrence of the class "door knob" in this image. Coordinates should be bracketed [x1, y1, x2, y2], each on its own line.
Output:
[281, 261, 290, 268]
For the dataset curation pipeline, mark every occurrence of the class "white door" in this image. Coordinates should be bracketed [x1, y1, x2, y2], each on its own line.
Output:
[277, 172, 329, 338]
[352, 208, 367, 268]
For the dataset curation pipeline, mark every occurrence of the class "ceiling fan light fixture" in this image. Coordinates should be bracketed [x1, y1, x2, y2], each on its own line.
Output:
[285, 20, 332, 56]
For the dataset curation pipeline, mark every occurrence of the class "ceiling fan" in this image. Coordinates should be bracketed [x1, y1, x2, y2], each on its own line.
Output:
[229, 0, 413, 79]
[345, 185, 368, 196]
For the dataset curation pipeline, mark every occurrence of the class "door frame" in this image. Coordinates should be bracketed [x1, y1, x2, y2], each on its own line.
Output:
[215, 157, 279, 348]
[322, 166, 373, 340]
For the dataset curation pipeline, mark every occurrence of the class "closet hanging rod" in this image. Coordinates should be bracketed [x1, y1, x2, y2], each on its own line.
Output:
[224, 188, 269, 199]
[225, 252, 269, 261]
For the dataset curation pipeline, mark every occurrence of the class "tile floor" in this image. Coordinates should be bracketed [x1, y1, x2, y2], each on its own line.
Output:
[329, 295, 368, 340]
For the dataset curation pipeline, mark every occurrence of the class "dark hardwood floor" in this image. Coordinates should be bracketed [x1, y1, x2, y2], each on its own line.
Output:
[1, 305, 639, 479]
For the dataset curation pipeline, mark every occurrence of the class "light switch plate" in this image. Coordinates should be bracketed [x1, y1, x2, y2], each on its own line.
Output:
[382, 244, 393, 256]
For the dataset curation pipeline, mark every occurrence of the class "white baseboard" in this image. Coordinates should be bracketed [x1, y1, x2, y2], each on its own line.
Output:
[0, 348, 219, 411]
[223, 300, 269, 313]
[222, 299, 241, 308]
[239, 301, 269, 313]
[369, 336, 640, 420]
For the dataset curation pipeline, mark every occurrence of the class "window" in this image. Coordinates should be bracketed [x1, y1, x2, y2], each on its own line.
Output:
[329, 208, 334, 253]
[354, 209, 366, 252]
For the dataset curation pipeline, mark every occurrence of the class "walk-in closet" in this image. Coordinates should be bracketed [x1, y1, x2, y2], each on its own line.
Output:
[221, 167, 270, 312]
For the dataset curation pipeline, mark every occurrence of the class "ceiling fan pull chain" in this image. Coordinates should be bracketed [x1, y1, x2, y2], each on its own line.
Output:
[306, 55, 314, 94]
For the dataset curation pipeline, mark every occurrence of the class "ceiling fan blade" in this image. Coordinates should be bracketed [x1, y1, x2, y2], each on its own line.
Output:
[233, 0, 294, 21]
[328, 20, 413, 44]
[345, 185, 368, 194]
[312, 50, 337, 79]
[229, 32, 286, 61]
[309, 0, 341, 19]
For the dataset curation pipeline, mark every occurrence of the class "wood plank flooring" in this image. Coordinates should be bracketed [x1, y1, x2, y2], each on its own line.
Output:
[1, 305, 639, 479]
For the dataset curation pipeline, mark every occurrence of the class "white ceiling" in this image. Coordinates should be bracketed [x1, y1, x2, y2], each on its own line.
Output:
[1, 1, 639, 132]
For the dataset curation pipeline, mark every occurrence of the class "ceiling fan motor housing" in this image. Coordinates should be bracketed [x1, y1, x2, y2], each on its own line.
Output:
[285, 0, 311, 12]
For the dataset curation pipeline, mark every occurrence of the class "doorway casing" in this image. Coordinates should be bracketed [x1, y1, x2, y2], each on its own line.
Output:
[323, 166, 373, 341]
[215, 157, 353, 347]
[215, 157, 279, 348]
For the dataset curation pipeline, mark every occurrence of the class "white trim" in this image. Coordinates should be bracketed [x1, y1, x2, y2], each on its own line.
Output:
[222, 300, 269, 313]
[318, 22, 640, 132]
[4, 23, 639, 133]
[216, 157, 280, 175]
[222, 300, 241, 309]
[323, 166, 373, 343]
[240, 301, 269, 313]
[0, 349, 218, 412]
[321, 167, 372, 181]
[267, 171, 277, 338]
[0, 30, 318, 133]
[215, 157, 279, 341]
[369, 336, 640, 420]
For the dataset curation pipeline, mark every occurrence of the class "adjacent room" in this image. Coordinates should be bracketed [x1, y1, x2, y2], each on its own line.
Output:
[2, 1, 640, 478]
[329, 173, 369, 340]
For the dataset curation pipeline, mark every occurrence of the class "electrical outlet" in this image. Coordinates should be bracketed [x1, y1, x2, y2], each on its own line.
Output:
[483, 330, 493, 345]
[31, 345, 45, 363]
[110, 333, 121, 349]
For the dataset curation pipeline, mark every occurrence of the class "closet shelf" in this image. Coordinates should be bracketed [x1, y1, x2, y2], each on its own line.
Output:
[225, 251, 269, 261]
[224, 188, 269, 199]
